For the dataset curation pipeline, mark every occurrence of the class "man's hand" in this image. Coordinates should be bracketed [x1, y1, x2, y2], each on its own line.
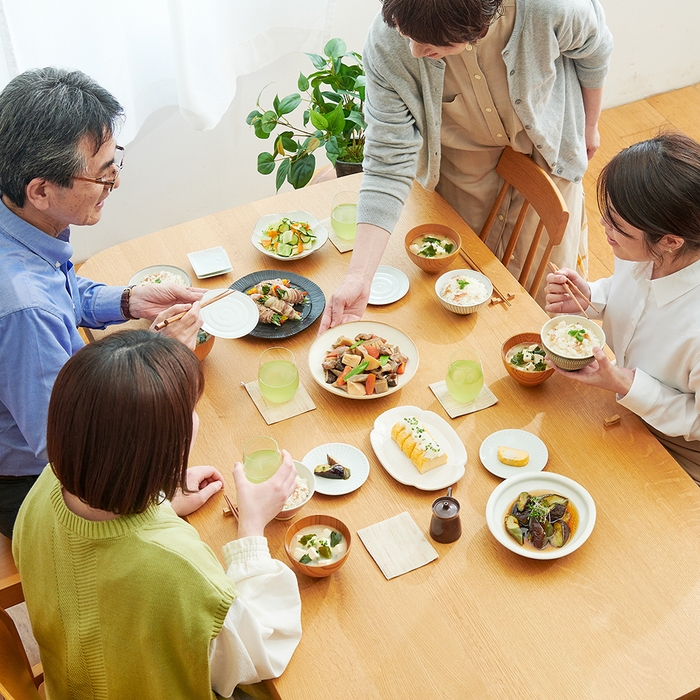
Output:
[150, 301, 202, 350]
[170, 465, 224, 516]
[129, 284, 205, 320]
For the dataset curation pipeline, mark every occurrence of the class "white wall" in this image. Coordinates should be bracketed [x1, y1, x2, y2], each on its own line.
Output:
[71, 0, 700, 262]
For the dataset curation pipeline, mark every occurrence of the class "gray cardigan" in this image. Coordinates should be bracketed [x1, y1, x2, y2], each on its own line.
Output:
[357, 0, 613, 234]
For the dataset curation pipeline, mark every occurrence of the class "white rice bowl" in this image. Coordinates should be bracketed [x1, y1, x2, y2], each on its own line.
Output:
[434, 269, 493, 315]
[540, 315, 606, 371]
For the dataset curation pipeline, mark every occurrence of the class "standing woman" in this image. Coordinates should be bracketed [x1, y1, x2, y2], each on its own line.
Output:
[545, 133, 700, 484]
[12, 330, 301, 699]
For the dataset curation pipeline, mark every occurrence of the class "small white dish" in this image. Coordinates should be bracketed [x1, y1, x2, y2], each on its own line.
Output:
[368, 266, 410, 305]
[435, 269, 492, 315]
[301, 443, 370, 496]
[187, 246, 233, 279]
[485, 471, 596, 560]
[479, 429, 548, 479]
[370, 405, 466, 491]
[200, 289, 258, 339]
[252, 210, 328, 261]
[129, 265, 191, 287]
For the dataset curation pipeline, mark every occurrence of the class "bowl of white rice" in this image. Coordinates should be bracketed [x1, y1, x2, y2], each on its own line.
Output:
[435, 269, 493, 315]
[128, 265, 191, 287]
[540, 315, 606, 371]
[275, 461, 315, 521]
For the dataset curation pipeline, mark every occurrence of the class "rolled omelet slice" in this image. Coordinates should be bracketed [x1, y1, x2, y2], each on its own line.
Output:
[497, 446, 530, 467]
[391, 417, 448, 474]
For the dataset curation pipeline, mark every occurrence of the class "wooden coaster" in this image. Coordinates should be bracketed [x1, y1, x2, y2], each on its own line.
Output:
[243, 381, 316, 424]
[320, 217, 355, 253]
[429, 381, 498, 419]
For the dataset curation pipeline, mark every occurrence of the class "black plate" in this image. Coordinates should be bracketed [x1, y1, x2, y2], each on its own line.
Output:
[229, 270, 325, 339]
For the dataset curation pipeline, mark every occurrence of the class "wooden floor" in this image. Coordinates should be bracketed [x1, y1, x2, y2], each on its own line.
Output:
[585, 82, 700, 282]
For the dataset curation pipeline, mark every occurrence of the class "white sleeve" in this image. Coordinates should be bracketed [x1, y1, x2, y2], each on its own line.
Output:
[586, 276, 611, 319]
[209, 536, 301, 697]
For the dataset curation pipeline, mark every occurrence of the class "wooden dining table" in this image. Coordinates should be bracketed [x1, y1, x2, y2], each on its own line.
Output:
[79, 174, 700, 700]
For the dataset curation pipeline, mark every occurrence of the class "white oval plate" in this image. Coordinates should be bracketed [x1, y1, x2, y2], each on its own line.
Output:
[252, 210, 328, 261]
[479, 429, 548, 479]
[129, 265, 191, 287]
[368, 266, 410, 305]
[200, 289, 259, 339]
[308, 321, 419, 400]
[301, 443, 370, 495]
[485, 471, 596, 560]
[370, 405, 466, 491]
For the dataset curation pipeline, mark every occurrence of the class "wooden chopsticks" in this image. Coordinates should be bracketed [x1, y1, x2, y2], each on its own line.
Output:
[223, 494, 239, 520]
[153, 288, 233, 331]
[547, 262, 600, 318]
[459, 249, 512, 306]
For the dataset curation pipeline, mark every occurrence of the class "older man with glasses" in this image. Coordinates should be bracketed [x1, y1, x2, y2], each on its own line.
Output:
[0, 67, 204, 537]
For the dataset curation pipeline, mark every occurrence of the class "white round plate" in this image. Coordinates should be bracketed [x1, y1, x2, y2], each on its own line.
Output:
[252, 210, 328, 261]
[200, 289, 259, 339]
[485, 471, 596, 560]
[129, 265, 191, 287]
[479, 429, 548, 479]
[370, 405, 466, 491]
[301, 443, 370, 495]
[308, 321, 419, 400]
[368, 266, 410, 305]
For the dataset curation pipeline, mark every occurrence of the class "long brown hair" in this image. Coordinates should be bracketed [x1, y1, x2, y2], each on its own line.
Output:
[47, 330, 203, 514]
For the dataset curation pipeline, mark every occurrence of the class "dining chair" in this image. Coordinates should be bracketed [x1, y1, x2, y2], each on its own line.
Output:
[0, 606, 43, 699]
[479, 146, 570, 297]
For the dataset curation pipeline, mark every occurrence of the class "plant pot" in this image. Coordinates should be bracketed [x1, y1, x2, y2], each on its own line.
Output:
[334, 159, 363, 179]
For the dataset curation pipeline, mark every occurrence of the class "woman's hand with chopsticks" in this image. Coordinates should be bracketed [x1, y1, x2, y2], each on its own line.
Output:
[544, 267, 594, 316]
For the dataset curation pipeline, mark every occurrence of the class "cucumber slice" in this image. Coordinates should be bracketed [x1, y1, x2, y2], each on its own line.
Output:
[277, 242, 294, 257]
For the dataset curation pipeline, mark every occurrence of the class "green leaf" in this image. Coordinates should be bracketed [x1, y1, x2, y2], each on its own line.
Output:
[275, 159, 290, 192]
[297, 72, 309, 91]
[299, 554, 312, 564]
[260, 110, 279, 134]
[325, 103, 346, 135]
[273, 94, 280, 115]
[277, 93, 301, 115]
[309, 109, 329, 131]
[324, 38, 347, 59]
[325, 136, 340, 165]
[288, 154, 315, 189]
[306, 52, 327, 70]
[257, 152, 276, 175]
[345, 110, 366, 131]
[245, 109, 262, 125]
[253, 120, 270, 139]
[330, 531, 342, 548]
[280, 136, 298, 152]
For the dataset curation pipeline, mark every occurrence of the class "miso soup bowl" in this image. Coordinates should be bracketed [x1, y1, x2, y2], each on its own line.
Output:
[540, 315, 606, 371]
[404, 224, 461, 273]
[501, 333, 555, 386]
[284, 514, 352, 578]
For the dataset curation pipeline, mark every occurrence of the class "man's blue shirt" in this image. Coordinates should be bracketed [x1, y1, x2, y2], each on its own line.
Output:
[0, 198, 124, 475]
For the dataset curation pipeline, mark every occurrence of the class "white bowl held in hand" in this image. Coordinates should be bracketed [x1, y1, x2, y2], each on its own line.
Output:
[540, 315, 606, 371]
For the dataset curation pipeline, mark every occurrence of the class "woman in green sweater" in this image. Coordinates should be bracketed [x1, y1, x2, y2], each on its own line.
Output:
[13, 330, 301, 700]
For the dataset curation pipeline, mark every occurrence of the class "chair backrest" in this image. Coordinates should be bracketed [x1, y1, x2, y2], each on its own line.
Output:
[0, 607, 43, 700]
[479, 146, 570, 296]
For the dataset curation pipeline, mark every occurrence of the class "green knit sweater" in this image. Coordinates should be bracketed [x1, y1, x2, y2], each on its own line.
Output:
[13, 466, 236, 700]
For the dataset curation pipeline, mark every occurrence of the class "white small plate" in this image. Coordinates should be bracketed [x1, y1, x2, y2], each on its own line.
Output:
[129, 265, 191, 287]
[368, 266, 410, 305]
[252, 210, 328, 261]
[301, 443, 370, 495]
[200, 289, 258, 339]
[187, 246, 233, 279]
[370, 405, 467, 491]
[479, 429, 548, 479]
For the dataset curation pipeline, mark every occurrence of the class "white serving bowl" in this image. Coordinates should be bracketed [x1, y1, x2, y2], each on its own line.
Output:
[540, 315, 606, 371]
[128, 264, 191, 287]
[274, 461, 315, 521]
[434, 269, 493, 315]
[485, 471, 596, 560]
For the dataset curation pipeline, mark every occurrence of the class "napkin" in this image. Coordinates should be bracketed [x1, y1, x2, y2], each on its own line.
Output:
[243, 381, 316, 424]
[319, 217, 355, 253]
[357, 512, 438, 580]
[430, 381, 498, 419]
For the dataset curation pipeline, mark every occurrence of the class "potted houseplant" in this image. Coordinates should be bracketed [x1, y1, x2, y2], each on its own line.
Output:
[246, 38, 366, 191]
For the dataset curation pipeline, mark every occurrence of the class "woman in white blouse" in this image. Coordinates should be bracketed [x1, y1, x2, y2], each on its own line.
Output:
[545, 132, 700, 484]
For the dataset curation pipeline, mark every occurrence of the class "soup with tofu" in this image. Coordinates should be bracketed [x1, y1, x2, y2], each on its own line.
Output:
[409, 235, 455, 258]
[292, 525, 347, 565]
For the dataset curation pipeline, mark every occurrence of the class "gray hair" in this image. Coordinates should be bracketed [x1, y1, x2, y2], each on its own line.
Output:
[0, 67, 124, 207]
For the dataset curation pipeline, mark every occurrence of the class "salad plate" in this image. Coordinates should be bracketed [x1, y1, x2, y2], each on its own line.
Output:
[229, 270, 325, 339]
[479, 429, 548, 479]
[252, 210, 328, 261]
[301, 443, 370, 496]
[200, 289, 259, 339]
[370, 405, 467, 490]
[368, 266, 410, 305]
[129, 265, 191, 287]
[308, 321, 419, 400]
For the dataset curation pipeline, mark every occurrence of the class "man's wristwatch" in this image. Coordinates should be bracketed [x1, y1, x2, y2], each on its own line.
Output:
[120, 285, 136, 320]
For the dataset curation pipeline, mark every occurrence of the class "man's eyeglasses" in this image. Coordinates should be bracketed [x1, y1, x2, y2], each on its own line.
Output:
[73, 146, 125, 191]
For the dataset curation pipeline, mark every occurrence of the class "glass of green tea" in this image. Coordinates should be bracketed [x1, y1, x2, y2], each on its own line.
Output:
[243, 436, 282, 483]
[331, 191, 358, 241]
[258, 347, 299, 404]
[446, 348, 484, 403]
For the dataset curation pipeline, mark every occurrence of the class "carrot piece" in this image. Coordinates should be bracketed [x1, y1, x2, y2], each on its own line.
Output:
[335, 366, 352, 386]
[365, 345, 380, 359]
[365, 374, 376, 395]
[297, 241, 304, 254]
[397, 362, 406, 375]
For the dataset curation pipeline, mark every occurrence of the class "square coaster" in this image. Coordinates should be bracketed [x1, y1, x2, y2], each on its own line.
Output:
[429, 381, 498, 419]
[358, 512, 438, 580]
[319, 217, 355, 253]
[243, 381, 315, 424]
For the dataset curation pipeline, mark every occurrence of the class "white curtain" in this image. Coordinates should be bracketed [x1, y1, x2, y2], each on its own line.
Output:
[0, 0, 336, 142]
